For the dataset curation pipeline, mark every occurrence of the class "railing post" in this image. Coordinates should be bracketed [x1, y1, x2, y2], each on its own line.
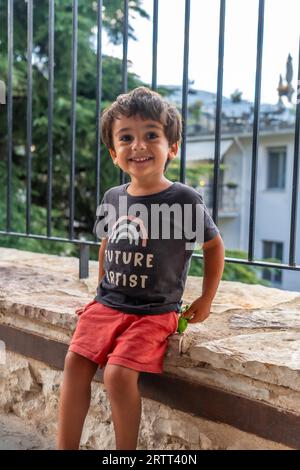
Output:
[0, 80, 5, 104]
[79, 244, 89, 279]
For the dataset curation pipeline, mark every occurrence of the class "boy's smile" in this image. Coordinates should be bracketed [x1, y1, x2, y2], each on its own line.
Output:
[109, 115, 178, 185]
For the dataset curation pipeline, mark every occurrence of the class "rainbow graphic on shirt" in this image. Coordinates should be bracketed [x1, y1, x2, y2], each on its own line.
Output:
[108, 215, 148, 247]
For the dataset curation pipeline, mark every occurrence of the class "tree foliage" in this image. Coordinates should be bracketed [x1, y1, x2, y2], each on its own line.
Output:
[0, 0, 146, 255]
[0, 1, 267, 285]
[189, 248, 270, 286]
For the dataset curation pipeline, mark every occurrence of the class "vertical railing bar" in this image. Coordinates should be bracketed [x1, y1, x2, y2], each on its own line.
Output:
[2, 0, 298, 280]
[79, 244, 89, 279]
[151, 0, 158, 91]
[47, 0, 55, 238]
[120, 0, 129, 186]
[180, 0, 191, 184]
[6, 0, 13, 232]
[122, 0, 129, 94]
[69, 0, 78, 240]
[289, 36, 300, 266]
[26, 0, 33, 235]
[248, 0, 265, 261]
[95, 0, 103, 215]
[212, 0, 226, 225]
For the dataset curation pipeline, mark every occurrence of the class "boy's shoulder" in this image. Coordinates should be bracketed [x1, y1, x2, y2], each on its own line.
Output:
[173, 182, 204, 203]
[102, 184, 126, 200]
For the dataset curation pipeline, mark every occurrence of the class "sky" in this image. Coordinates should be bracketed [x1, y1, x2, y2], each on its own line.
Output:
[103, 0, 300, 105]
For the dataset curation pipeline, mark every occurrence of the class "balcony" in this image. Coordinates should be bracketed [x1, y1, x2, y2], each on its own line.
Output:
[198, 184, 240, 217]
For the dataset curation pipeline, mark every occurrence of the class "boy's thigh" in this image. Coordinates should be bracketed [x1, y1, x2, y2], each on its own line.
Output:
[106, 311, 178, 374]
[69, 301, 126, 366]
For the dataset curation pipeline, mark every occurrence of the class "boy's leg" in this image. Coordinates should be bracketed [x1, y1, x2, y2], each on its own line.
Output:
[104, 364, 141, 450]
[57, 351, 99, 450]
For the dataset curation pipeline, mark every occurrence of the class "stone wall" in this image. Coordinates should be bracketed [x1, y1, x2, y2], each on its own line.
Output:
[1, 247, 300, 450]
[0, 351, 289, 450]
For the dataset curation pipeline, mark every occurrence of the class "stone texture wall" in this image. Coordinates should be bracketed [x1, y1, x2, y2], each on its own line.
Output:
[0, 351, 289, 450]
[1, 247, 300, 449]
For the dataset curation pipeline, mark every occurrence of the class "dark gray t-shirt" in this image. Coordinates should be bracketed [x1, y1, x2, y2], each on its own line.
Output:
[93, 182, 219, 315]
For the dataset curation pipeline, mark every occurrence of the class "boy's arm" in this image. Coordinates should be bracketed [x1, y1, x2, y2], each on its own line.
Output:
[201, 233, 225, 302]
[98, 238, 107, 284]
[183, 233, 225, 324]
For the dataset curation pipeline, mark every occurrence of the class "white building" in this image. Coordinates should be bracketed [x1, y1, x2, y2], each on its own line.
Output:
[166, 75, 300, 291]
[186, 129, 300, 291]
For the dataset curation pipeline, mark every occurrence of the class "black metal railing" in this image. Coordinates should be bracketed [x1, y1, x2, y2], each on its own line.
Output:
[0, 0, 299, 279]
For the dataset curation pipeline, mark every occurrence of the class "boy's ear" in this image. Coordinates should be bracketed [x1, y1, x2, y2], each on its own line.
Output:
[168, 142, 179, 160]
[109, 148, 117, 163]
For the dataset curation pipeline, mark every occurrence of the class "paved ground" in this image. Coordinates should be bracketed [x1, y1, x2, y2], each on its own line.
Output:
[0, 414, 54, 450]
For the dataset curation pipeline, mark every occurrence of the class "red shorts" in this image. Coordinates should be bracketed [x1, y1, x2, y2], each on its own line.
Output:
[68, 299, 179, 374]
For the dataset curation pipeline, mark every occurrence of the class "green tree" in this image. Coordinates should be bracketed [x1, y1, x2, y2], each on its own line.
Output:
[230, 89, 243, 103]
[0, 0, 147, 256]
[189, 248, 270, 286]
[166, 158, 224, 189]
[0, 2, 274, 285]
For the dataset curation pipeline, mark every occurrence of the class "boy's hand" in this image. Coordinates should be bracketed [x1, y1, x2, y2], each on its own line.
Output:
[75, 299, 96, 316]
[75, 306, 85, 316]
[181, 296, 212, 324]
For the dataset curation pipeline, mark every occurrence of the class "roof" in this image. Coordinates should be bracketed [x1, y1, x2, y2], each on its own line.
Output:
[165, 85, 296, 127]
[186, 139, 234, 161]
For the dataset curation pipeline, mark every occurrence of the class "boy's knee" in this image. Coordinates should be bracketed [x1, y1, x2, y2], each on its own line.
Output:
[104, 364, 139, 393]
[64, 351, 97, 377]
[64, 351, 82, 370]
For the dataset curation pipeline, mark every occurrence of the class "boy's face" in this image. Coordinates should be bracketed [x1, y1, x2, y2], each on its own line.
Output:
[109, 114, 178, 180]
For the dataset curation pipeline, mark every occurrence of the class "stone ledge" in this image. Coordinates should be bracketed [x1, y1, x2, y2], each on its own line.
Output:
[1, 247, 300, 449]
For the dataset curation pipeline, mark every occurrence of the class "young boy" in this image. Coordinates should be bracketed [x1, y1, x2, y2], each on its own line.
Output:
[57, 87, 224, 450]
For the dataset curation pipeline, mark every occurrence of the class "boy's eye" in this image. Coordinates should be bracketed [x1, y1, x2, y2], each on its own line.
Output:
[119, 135, 132, 142]
[147, 132, 158, 139]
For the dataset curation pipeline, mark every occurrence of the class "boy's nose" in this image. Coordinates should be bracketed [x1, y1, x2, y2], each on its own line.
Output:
[131, 139, 147, 151]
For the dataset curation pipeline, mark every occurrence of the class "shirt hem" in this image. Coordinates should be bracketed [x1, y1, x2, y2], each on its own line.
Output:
[94, 296, 180, 315]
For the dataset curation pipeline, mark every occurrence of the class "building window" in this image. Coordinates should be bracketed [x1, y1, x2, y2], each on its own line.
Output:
[267, 147, 286, 189]
[262, 241, 283, 284]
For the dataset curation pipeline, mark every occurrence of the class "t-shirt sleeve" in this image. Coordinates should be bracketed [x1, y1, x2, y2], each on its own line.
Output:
[202, 198, 220, 242]
[193, 192, 220, 244]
